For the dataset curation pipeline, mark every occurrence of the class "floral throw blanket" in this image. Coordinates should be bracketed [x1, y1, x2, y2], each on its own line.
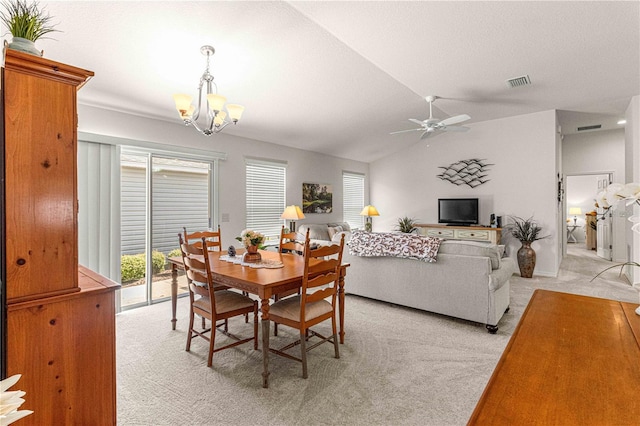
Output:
[348, 231, 443, 263]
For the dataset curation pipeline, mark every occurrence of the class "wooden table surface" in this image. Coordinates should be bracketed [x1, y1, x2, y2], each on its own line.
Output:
[468, 289, 640, 425]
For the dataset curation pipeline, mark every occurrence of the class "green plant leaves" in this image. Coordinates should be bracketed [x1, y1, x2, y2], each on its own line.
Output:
[0, 0, 59, 41]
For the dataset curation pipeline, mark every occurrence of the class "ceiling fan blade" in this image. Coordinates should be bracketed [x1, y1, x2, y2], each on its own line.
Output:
[439, 114, 471, 126]
[390, 128, 423, 135]
[420, 130, 435, 140]
[408, 118, 426, 126]
[441, 125, 470, 132]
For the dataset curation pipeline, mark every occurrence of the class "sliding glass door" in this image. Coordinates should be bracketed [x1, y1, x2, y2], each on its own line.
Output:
[120, 150, 215, 309]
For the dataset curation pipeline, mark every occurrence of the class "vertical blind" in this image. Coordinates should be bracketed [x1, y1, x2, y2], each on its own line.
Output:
[77, 141, 121, 281]
[343, 172, 365, 230]
[245, 159, 286, 241]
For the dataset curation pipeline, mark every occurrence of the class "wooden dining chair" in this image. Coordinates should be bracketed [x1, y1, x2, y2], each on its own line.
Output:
[178, 233, 231, 329]
[183, 225, 222, 252]
[268, 232, 345, 379]
[273, 226, 307, 336]
[279, 226, 305, 254]
[180, 236, 258, 367]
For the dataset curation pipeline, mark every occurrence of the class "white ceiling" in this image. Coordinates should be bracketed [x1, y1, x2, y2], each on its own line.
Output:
[22, 1, 640, 163]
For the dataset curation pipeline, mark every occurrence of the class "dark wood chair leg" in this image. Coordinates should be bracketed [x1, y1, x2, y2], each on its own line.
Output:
[300, 330, 308, 379]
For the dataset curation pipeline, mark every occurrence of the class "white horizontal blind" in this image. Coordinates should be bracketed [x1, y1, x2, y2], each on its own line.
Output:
[343, 172, 365, 230]
[245, 159, 286, 241]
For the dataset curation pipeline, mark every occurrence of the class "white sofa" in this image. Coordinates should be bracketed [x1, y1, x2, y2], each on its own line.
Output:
[297, 222, 352, 246]
[344, 236, 517, 333]
[294, 224, 516, 333]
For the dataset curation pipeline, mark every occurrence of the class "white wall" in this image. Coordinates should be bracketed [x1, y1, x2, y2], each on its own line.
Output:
[370, 110, 560, 277]
[563, 129, 625, 177]
[77, 104, 369, 248]
[563, 128, 626, 260]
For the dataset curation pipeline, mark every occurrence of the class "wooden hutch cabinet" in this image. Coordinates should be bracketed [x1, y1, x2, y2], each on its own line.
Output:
[1, 48, 119, 424]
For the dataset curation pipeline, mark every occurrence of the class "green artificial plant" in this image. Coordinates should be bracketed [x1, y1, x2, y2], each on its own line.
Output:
[0, 0, 58, 41]
[506, 216, 549, 244]
[395, 216, 419, 234]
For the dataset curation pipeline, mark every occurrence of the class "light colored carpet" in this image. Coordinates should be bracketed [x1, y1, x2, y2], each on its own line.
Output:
[116, 246, 638, 426]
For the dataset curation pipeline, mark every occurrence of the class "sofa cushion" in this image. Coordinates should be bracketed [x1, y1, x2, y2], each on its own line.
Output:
[332, 231, 350, 243]
[328, 222, 351, 232]
[327, 225, 344, 240]
[438, 240, 502, 269]
[298, 224, 331, 241]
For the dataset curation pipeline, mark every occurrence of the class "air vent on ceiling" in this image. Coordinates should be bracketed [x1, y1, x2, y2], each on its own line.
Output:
[577, 124, 602, 132]
[506, 75, 531, 88]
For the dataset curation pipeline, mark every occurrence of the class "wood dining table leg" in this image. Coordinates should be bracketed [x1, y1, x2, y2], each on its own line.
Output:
[338, 270, 346, 344]
[171, 262, 178, 330]
[260, 297, 271, 388]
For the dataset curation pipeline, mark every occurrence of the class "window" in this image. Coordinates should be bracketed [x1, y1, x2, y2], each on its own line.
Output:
[245, 159, 286, 241]
[343, 172, 365, 230]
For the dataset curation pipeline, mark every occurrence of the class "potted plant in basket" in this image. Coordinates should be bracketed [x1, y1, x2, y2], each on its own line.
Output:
[1, 0, 59, 56]
[506, 216, 549, 278]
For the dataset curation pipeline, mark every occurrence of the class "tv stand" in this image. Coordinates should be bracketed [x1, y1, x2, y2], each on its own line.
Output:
[416, 224, 502, 244]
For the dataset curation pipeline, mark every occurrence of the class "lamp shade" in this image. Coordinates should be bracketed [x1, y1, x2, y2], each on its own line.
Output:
[214, 111, 227, 126]
[173, 94, 192, 112]
[281, 205, 305, 220]
[206, 94, 227, 112]
[226, 104, 245, 122]
[569, 207, 582, 215]
[360, 205, 380, 217]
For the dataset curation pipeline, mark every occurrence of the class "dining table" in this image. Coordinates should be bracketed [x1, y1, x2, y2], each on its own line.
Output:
[167, 249, 349, 388]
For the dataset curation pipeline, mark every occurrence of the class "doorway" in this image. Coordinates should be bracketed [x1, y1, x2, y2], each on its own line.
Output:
[119, 150, 216, 309]
[565, 173, 612, 260]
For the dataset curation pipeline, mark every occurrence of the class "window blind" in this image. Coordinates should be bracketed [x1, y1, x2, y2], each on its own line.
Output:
[343, 172, 365, 230]
[245, 159, 286, 241]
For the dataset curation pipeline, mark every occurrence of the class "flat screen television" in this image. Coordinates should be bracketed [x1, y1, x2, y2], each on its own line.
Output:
[438, 198, 479, 225]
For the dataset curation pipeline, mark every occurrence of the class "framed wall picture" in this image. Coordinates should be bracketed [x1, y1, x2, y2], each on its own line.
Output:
[302, 183, 333, 213]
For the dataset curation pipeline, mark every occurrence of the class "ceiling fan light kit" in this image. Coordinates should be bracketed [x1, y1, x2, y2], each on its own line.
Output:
[391, 95, 471, 140]
[173, 45, 245, 136]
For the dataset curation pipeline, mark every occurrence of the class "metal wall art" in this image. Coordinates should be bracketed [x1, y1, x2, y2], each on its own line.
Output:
[437, 158, 493, 188]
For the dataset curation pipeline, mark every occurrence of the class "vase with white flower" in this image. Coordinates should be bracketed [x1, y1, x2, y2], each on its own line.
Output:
[236, 229, 266, 263]
[593, 182, 640, 315]
[595, 182, 640, 233]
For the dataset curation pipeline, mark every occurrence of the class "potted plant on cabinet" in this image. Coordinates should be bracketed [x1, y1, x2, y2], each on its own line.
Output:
[395, 216, 419, 234]
[506, 216, 549, 278]
[1, 0, 59, 56]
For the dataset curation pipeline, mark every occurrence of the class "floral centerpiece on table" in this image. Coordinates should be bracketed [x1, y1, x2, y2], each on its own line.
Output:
[236, 229, 265, 263]
[595, 182, 640, 234]
[236, 229, 266, 249]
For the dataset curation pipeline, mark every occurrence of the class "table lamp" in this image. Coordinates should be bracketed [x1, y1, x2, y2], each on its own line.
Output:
[281, 205, 305, 232]
[569, 207, 582, 225]
[360, 205, 380, 232]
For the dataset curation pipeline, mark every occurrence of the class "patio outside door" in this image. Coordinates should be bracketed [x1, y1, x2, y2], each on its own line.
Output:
[120, 151, 214, 309]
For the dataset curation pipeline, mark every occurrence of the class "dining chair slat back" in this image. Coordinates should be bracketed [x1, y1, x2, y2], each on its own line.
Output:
[179, 236, 258, 367]
[268, 232, 345, 379]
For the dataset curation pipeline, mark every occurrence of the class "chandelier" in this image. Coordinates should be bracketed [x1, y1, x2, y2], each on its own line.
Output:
[173, 45, 245, 136]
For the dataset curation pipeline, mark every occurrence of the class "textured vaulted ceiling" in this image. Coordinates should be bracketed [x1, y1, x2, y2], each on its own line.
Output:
[22, 1, 640, 163]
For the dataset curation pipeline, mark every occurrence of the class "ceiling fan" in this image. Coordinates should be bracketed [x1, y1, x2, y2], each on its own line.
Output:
[391, 95, 471, 140]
